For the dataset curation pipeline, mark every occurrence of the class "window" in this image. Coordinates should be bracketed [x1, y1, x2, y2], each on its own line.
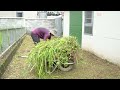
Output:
[84, 11, 94, 35]
[16, 12, 23, 17]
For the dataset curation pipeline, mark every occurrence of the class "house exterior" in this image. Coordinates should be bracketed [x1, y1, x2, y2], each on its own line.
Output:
[0, 11, 63, 19]
[63, 11, 82, 45]
[63, 11, 120, 66]
[0, 11, 38, 18]
[0, 11, 16, 17]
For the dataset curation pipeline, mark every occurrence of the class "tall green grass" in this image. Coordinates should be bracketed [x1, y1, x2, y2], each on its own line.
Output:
[27, 36, 80, 78]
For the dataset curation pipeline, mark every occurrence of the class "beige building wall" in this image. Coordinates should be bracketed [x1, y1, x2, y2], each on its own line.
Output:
[0, 11, 16, 17]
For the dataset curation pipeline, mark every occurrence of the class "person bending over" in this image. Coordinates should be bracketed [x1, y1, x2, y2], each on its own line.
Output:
[31, 27, 57, 45]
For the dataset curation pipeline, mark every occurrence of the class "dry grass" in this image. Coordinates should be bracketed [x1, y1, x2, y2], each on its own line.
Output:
[1, 35, 36, 79]
[2, 35, 120, 79]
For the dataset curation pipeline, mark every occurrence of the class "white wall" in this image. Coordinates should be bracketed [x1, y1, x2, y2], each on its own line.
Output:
[63, 11, 70, 36]
[23, 11, 37, 18]
[82, 11, 120, 65]
[0, 11, 16, 17]
[0, 11, 38, 18]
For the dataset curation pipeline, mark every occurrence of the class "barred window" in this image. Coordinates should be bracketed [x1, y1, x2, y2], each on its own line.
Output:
[84, 11, 94, 35]
[16, 11, 23, 17]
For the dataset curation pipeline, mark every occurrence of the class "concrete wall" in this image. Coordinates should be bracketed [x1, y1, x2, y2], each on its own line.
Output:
[54, 15, 63, 36]
[0, 17, 25, 29]
[25, 18, 56, 34]
[23, 11, 37, 18]
[82, 11, 120, 65]
[25, 16, 63, 37]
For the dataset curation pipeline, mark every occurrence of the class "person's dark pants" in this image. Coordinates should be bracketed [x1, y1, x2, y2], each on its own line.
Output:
[31, 33, 40, 45]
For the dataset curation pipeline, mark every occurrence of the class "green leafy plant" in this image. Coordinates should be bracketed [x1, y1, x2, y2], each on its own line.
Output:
[27, 36, 80, 78]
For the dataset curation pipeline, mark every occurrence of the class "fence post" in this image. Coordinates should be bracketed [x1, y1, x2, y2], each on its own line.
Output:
[0, 30, 2, 53]
[23, 18, 26, 35]
[7, 26, 10, 46]
[14, 25, 17, 42]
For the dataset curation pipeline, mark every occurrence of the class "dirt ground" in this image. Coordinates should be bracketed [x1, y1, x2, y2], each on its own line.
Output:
[2, 35, 120, 79]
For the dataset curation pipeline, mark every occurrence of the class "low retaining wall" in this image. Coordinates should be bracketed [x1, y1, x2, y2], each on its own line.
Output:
[0, 34, 26, 78]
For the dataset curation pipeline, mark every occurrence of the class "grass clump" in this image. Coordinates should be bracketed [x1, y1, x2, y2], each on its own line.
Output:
[27, 36, 80, 78]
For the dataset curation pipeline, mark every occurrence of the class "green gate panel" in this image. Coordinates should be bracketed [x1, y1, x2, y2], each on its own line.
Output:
[70, 11, 82, 47]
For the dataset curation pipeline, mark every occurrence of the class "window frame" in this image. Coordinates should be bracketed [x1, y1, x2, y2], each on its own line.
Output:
[84, 11, 94, 36]
[16, 11, 23, 17]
